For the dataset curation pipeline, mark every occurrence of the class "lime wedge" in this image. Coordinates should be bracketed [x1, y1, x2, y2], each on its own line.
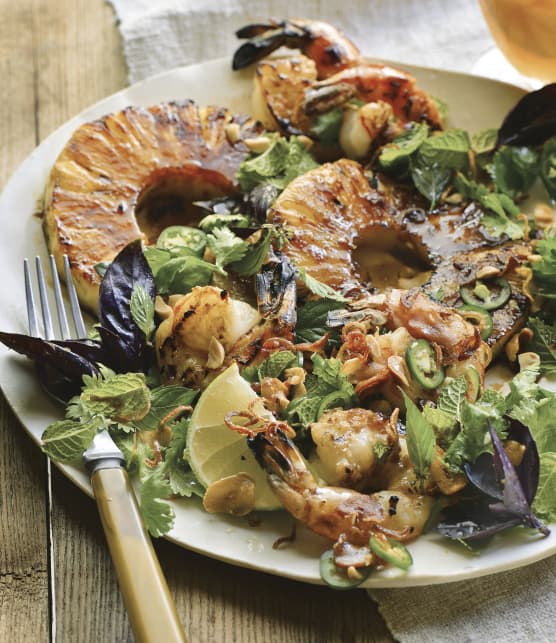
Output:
[186, 363, 281, 511]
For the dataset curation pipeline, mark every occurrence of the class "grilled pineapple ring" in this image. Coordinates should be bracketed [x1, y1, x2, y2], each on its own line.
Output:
[44, 100, 262, 313]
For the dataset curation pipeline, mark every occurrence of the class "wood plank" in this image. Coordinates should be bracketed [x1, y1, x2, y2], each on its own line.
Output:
[0, 0, 50, 639]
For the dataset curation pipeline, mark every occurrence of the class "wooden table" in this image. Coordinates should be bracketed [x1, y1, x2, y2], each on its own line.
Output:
[0, 2, 395, 641]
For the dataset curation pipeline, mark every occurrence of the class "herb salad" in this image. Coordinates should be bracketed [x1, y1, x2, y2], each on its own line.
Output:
[1, 43, 556, 589]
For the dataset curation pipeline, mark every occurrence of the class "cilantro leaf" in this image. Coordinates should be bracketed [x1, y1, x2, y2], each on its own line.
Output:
[162, 418, 204, 498]
[401, 391, 436, 483]
[139, 470, 175, 537]
[207, 227, 248, 268]
[298, 268, 348, 303]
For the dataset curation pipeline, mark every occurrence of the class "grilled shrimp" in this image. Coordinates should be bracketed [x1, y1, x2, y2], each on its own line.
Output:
[309, 407, 399, 491]
[234, 19, 441, 139]
[44, 101, 263, 312]
[247, 422, 433, 546]
[269, 158, 531, 354]
[233, 19, 359, 78]
[155, 286, 261, 387]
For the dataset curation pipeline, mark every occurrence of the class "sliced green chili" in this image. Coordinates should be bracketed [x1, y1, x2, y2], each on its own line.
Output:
[459, 277, 511, 311]
[405, 339, 445, 390]
[458, 304, 494, 340]
[157, 225, 207, 256]
[369, 534, 413, 571]
[319, 549, 371, 590]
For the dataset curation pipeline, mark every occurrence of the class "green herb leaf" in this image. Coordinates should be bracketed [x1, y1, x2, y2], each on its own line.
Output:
[207, 227, 249, 268]
[198, 213, 252, 232]
[540, 137, 556, 200]
[229, 227, 273, 276]
[529, 317, 556, 373]
[492, 145, 538, 198]
[154, 255, 223, 295]
[521, 396, 556, 454]
[134, 386, 198, 431]
[401, 391, 436, 482]
[471, 128, 498, 155]
[437, 376, 467, 420]
[295, 298, 344, 345]
[310, 107, 344, 144]
[378, 123, 429, 172]
[532, 231, 556, 300]
[130, 283, 155, 340]
[139, 470, 175, 537]
[298, 268, 348, 302]
[237, 136, 318, 192]
[72, 371, 151, 427]
[410, 156, 451, 208]
[41, 418, 100, 463]
[533, 452, 556, 521]
[418, 129, 470, 170]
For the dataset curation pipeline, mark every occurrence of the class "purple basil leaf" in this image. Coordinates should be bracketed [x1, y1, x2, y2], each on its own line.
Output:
[508, 419, 540, 506]
[497, 83, 556, 147]
[436, 500, 522, 541]
[98, 240, 155, 372]
[0, 331, 100, 403]
[98, 326, 143, 373]
[464, 452, 503, 501]
[489, 425, 531, 517]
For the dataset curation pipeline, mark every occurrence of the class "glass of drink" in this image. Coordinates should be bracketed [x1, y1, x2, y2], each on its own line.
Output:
[478, 0, 556, 84]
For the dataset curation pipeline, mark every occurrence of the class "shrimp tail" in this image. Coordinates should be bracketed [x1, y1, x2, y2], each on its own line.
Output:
[255, 253, 297, 330]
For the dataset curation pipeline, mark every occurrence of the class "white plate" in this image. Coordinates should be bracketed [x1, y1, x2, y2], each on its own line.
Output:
[0, 57, 554, 588]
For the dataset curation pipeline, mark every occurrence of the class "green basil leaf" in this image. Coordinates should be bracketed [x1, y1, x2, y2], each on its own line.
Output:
[529, 317, 556, 373]
[298, 268, 348, 302]
[401, 391, 436, 482]
[471, 128, 498, 155]
[229, 227, 273, 276]
[130, 283, 155, 340]
[492, 145, 539, 198]
[154, 256, 223, 295]
[410, 156, 451, 208]
[310, 107, 344, 144]
[378, 123, 429, 172]
[295, 298, 344, 345]
[418, 129, 470, 170]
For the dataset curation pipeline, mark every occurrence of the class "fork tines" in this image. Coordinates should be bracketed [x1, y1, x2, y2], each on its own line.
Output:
[24, 254, 86, 340]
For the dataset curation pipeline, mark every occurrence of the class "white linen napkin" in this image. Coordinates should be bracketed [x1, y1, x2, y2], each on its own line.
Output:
[106, 1, 556, 640]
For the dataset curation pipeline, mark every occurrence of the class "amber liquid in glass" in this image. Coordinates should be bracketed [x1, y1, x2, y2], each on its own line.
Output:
[479, 0, 556, 82]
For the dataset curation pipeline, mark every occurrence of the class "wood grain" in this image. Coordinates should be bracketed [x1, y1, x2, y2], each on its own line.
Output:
[1, 0, 395, 641]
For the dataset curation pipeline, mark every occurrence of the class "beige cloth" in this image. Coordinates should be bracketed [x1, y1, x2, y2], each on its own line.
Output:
[106, 1, 556, 640]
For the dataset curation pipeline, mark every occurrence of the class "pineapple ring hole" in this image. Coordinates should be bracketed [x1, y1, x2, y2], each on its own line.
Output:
[135, 164, 235, 244]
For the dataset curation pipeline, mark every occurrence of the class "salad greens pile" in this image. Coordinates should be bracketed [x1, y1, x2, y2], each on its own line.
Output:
[0, 83, 555, 570]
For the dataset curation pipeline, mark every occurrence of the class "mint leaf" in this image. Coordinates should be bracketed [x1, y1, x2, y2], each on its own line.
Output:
[529, 317, 556, 373]
[310, 107, 343, 144]
[533, 452, 556, 520]
[437, 376, 467, 420]
[418, 129, 470, 170]
[298, 268, 348, 302]
[422, 406, 458, 443]
[130, 283, 155, 340]
[471, 128, 498, 155]
[74, 371, 151, 427]
[139, 470, 175, 537]
[532, 231, 556, 300]
[410, 156, 451, 208]
[237, 136, 318, 192]
[295, 298, 344, 345]
[540, 137, 556, 200]
[207, 227, 248, 268]
[401, 392, 436, 482]
[134, 385, 198, 431]
[41, 418, 100, 463]
[378, 123, 429, 172]
[492, 145, 538, 198]
[523, 396, 556, 454]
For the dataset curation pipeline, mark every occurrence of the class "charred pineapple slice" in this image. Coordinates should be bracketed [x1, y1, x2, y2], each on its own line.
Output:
[44, 100, 262, 312]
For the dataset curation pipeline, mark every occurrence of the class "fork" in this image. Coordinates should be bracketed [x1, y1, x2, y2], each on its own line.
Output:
[26, 254, 187, 643]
